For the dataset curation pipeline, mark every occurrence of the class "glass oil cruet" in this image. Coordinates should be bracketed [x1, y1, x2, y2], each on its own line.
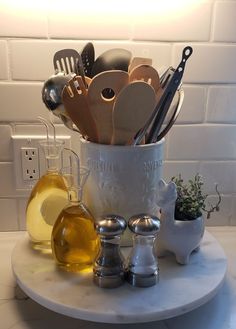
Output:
[51, 150, 99, 272]
[26, 117, 68, 251]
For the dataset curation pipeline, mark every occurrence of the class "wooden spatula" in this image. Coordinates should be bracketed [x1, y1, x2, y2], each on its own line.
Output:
[62, 76, 98, 142]
[88, 70, 129, 144]
[128, 57, 152, 73]
[111, 81, 156, 145]
[129, 64, 161, 94]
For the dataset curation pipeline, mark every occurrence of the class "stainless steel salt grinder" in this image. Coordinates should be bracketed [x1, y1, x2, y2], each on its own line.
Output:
[126, 214, 161, 288]
[93, 215, 127, 289]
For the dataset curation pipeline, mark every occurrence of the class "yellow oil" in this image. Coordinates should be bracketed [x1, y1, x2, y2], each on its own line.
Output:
[26, 171, 68, 249]
[51, 203, 99, 272]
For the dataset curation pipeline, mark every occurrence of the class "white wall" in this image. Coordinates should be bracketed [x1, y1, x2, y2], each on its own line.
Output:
[0, 0, 235, 230]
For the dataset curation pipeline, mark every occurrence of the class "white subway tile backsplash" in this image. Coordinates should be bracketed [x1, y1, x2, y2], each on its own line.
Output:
[168, 125, 236, 160]
[205, 195, 231, 226]
[176, 85, 206, 123]
[0, 82, 47, 121]
[0, 40, 8, 80]
[207, 86, 236, 123]
[9, 40, 172, 81]
[13, 123, 72, 137]
[17, 198, 27, 230]
[0, 163, 16, 197]
[199, 161, 236, 194]
[230, 196, 236, 225]
[0, 3, 47, 38]
[0, 199, 18, 231]
[163, 161, 200, 182]
[9, 40, 52, 81]
[133, 2, 212, 41]
[49, 9, 131, 40]
[213, 1, 236, 42]
[0, 125, 13, 161]
[173, 44, 236, 83]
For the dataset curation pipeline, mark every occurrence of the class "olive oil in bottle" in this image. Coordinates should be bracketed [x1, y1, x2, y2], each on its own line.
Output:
[26, 139, 68, 251]
[52, 166, 99, 272]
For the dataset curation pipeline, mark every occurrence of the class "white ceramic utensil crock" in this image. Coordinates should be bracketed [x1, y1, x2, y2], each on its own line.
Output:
[80, 137, 164, 246]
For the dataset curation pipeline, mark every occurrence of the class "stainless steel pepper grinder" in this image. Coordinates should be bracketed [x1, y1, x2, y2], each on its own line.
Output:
[93, 215, 127, 288]
[126, 214, 161, 288]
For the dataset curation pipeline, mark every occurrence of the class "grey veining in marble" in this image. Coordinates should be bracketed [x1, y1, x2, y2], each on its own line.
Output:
[11, 231, 227, 324]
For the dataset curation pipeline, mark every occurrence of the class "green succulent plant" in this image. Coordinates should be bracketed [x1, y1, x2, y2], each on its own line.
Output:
[171, 173, 221, 221]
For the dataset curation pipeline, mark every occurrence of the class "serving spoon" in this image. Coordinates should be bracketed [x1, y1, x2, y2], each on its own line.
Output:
[41, 72, 79, 132]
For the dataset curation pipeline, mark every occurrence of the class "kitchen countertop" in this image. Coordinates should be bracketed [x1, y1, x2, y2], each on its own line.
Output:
[1, 227, 236, 329]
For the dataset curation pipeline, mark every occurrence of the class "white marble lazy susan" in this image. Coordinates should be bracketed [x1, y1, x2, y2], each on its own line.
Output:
[11, 231, 227, 324]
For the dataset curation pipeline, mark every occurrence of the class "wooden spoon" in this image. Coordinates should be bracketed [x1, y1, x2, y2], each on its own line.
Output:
[128, 57, 152, 73]
[62, 76, 98, 142]
[88, 70, 129, 144]
[111, 81, 156, 145]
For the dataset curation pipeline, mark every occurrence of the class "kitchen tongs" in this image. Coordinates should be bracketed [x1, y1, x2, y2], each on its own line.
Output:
[133, 46, 193, 145]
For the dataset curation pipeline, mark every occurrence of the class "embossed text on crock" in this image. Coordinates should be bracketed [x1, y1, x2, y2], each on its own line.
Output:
[144, 160, 163, 172]
[87, 159, 119, 172]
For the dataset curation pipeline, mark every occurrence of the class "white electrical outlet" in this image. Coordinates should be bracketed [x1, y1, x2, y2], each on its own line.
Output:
[21, 147, 40, 181]
[12, 135, 71, 191]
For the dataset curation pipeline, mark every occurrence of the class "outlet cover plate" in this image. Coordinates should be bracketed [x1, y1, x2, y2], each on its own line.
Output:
[12, 135, 71, 191]
[21, 147, 40, 181]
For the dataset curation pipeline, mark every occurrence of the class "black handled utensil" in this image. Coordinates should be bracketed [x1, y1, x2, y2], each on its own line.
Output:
[155, 87, 184, 142]
[53, 48, 87, 86]
[53, 49, 80, 74]
[91, 48, 132, 77]
[132, 67, 174, 145]
[80, 42, 95, 78]
[146, 46, 193, 144]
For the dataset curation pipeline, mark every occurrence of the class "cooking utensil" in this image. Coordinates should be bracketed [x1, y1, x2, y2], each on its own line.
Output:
[80, 42, 95, 78]
[91, 48, 132, 77]
[53, 49, 81, 75]
[155, 88, 184, 142]
[133, 46, 192, 145]
[59, 112, 79, 132]
[146, 46, 192, 143]
[76, 53, 87, 87]
[128, 57, 152, 73]
[88, 70, 129, 144]
[132, 67, 174, 145]
[42, 72, 73, 111]
[111, 81, 156, 145]
[42, 72, 79, 132]
[62, 76, 98, 142]
[160, 67, 175, 87]
[129, 64, 161, 94]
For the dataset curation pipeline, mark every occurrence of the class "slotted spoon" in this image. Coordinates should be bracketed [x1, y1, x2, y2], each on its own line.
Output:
[80, 42, 95, 78]
[88, 70, 129, 144]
